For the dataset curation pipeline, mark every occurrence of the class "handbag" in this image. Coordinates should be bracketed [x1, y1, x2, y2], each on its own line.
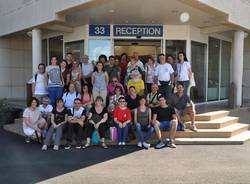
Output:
[91, 129, 99, 144]
[189, 72, 196, 87]
[109, 127, 117, 142]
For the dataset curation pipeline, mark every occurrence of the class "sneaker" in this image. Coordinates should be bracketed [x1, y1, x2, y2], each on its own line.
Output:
[25, 136, 30, 143]
[53, 145, 59, 150]
[167, 142, 177, 148]
[101, 142, 108, 149]
[75, 143, 82, 149]
[137, 142, 142, 148]
[190, 124, 198, 132]
[41, 145, 47, 151]
[64, 144, 71, 150]
[84, 142, 90, 148]
[118, 142, 122, 146]
[122, 142, 126, 146]
[155, 141, 165, 149]
[142, 142, 151, 149]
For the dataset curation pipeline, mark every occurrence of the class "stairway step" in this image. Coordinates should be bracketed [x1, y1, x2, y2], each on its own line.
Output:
[195, 110, 230, 121]
[185, 116, 239, 129]
[174, 131, 250, 145]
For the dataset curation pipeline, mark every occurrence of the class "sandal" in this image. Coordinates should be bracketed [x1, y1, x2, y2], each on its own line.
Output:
[101, 142, 108, 149]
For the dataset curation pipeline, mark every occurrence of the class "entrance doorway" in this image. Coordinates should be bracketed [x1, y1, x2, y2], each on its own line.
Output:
[114, 39, 161, 63]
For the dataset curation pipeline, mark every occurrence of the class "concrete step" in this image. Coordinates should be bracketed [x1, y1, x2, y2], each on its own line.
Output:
[159, 123, 249, 138]
[174, 131, 250, 145]
[185, 116, 239, 129]
[195, 110, 230, 121]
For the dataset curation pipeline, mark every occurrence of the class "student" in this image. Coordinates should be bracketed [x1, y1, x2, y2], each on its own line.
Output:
[84, 96, 108, 148]
[152, 95, 178, 149]
[70, 60, 82, 93]
[62, 83, 81, 109]
[64, 98, 86, 149]
[23, 97, 47, 143]
[42, 98, 68, 151]
[113, 96, 132, 146]
[81, 84, 93, 114]
[60, 59, 70, 92]
[134, 96, 154, 149]
[32, 63, 48, 102]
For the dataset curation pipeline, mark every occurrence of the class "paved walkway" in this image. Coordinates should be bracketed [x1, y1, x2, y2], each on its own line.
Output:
[1, 128, 250, 184]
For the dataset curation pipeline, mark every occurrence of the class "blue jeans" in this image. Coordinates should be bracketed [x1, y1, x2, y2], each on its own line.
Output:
[117, 123, 129, 143]
[48, 86, 63, 107]
[136, 124, 154, 143]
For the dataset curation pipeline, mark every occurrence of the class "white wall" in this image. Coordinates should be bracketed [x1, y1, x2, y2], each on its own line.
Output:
[0, 36, 32, 99]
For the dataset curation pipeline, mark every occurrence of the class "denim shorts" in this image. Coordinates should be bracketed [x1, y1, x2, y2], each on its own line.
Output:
[159, 121, 172, 131]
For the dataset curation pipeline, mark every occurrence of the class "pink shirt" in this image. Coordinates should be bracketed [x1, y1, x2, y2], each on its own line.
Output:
[107, 83, 125, 96]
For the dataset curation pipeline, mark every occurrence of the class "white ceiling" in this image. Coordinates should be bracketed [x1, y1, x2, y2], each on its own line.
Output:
[62, 0, 226, 28]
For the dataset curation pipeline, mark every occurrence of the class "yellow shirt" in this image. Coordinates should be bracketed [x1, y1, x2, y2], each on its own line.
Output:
[127, 79, 145, 94]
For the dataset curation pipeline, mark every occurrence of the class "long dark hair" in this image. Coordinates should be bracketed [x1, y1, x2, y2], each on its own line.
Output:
[94, 61, 105, 72]
[178, 51, 188, 62]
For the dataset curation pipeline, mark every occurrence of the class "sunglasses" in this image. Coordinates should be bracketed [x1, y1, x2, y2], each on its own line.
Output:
[119, 100, 126, 102]
[112, 80, 118, 82]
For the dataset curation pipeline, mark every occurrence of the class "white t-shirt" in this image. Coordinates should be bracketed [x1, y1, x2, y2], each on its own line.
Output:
[38, 104, 53, 114]
[32, 73, 48, 95]
[69, 107, 86, 119]
[62, 92, 81, 109]
[23, 108, 41, 129]
[80, 63, 94, 78]
[177, 61, 191, 81]
[154, 63, 174, 81]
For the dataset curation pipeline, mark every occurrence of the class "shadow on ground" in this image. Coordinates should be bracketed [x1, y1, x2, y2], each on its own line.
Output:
[0, 128, 140, 184]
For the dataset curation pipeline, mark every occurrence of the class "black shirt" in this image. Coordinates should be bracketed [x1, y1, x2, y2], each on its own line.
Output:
[89, 107, 108, 124]
[125, 95, 140, 110]
[53, 108, 68, 125]
[153, 106, 175, 122]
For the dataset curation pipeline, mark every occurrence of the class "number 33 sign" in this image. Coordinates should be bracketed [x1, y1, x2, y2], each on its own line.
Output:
[89, 25, 110, 36]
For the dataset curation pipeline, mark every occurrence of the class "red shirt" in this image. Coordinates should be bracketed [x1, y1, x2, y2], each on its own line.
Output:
[119, 60, 128, 81]
[113, 107, 131, 123]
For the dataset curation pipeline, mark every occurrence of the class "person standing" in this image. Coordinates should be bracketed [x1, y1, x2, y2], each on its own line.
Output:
[45, 56, 64, 107]
[105, 55, 121, 82]
[80, 54, 94, 88]
[119, 53, 129, 86]
[154, 54, 174, 100]
[145, 56, 156, 94]
[92, 61, 109, 106]
[70, 60, 82, 93]
[60, 60, 70, 92]
[176, 51, 192, 96]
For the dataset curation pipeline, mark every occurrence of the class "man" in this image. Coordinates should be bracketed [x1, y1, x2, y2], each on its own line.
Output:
[169, 83, 197, 131]
[80, 54, 94, 87]
[105, 55, 121, 82]
[32, 63, 48, 102]
[154, 54, 174, 100]
[152, 95, 178, 149]
[107, 76, 125, 96]
[64, 98, 86, 149]
[146, 83, 162, 109]
[62, 83, 81, 109]
[65, 52, 73, 70]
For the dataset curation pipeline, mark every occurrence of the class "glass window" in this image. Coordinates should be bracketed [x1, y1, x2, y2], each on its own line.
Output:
[166, 40, 186, 59]
[220, 41, 231, 100]
[65, 40, 84, 63]
[191, 41, 206, 103]
[88, 39, 111, 64]
[49, 35, 63, 62]
[208, 37, 220, 101]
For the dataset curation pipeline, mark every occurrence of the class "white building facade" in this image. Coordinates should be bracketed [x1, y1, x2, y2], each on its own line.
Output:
[0, 0, 250, 106]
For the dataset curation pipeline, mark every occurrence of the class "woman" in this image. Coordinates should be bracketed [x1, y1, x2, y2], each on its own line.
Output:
[177, 52, 192, 95]
[125, 57, 143, 87]
[23, 97, 47, 143]
[85, 96, 108, 148]
[92, 61, 109, 106]
[70, 60, 82, 93]
[125, 86, 141, 110]
[145, 56, 156, 94]
[108, 85, 123, 113]
[81, 84, 93, 114]
[113, 96, 132, 146]
[127, 70, 145, 95]
[134, 96, 154, 149]
[60, 59, 70, 92]
[119, 53, 129, 85]
[45, 56, 64, 107]
[42, 98, 68, 151]
[62, 83, 81, 109]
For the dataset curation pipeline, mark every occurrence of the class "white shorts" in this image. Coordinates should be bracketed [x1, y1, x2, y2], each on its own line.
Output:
[23, 126, 37, 136]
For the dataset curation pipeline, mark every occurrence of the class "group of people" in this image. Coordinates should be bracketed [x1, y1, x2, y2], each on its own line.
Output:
[23, 51, 197, 150]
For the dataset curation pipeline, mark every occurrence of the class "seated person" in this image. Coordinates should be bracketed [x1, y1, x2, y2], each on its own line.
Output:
[64, 98, 86, 149]
[134, 96, 154, 149]
[108, 85, 123, 113]
[127, 70, 145, 95]
[113, 96, 132, 146]
[38, 96, 53, 124]
[152, 95, 178, 149]
[42, 98, 68, 151]
[107, 76, 125, 96]
[23, 97, 47, 143]
[146, 83, 162, 109]
[84, 96, 108, 149]
[62, 83, 81, 109]
[169, 83, 197, 131]
[125, 86, 140, 111]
